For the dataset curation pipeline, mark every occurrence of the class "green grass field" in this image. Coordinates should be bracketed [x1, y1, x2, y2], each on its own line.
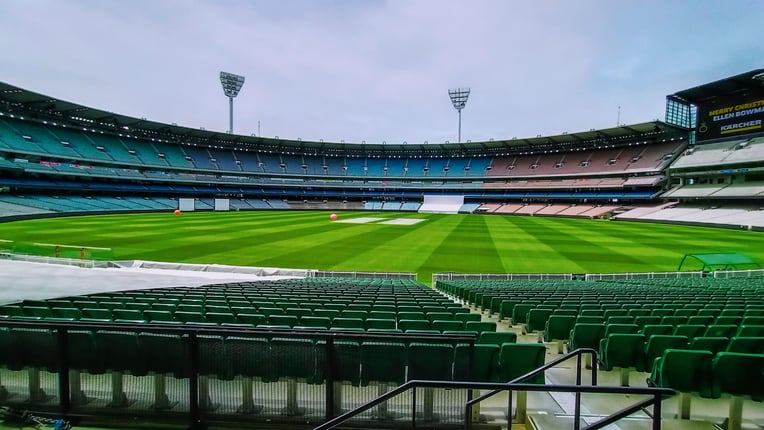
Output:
[0, 211, 763, 282]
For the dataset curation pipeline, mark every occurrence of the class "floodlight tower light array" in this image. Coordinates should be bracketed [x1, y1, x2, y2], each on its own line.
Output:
[448, 87, 470, 143]
[220, 71, 245, 134]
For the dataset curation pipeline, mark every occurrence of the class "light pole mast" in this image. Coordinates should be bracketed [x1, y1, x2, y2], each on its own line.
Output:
[448, 87, 470, 143]
[220, 71, 245, 134]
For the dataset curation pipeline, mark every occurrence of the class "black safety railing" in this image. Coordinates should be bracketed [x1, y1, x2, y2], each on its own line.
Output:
[468, 347, 597, 428]
[0, 319, 475, 428]
[314, 348, 674, 430]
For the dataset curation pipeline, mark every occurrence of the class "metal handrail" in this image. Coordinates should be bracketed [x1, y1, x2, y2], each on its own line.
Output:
[313, 381, 673, 430]
[465, 347, 597, 430]
[469, 347, 597, 406]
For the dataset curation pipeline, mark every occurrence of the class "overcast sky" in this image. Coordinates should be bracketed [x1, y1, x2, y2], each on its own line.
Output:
[1, 0, 762, 144]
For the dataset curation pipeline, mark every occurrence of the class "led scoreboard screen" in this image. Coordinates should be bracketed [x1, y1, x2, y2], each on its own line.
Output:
[695, 91, 764, 141]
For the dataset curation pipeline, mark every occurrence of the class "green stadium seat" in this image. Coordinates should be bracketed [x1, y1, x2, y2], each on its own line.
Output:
[299, 316, 331, 329]
[603, 323, 638, 337]
[397, 311, 425, 321]
[151, 303, 177, 313]
[577, 316, 606, 324]
[138, 332, 191, 378]
[673, 324, 706, 339]
[0, 305, 25, 317]
[580, 309, 604, 318]
[633, 316, 660, 329]
[465, 321, 497, 333]
[268, 315, 299, 327]
[259, 307, 285, 317]
[285, 308, 313, 318]
[454, 313, 482, 324]
[82, 308, 113, 320]
[715, 316, 743, 326]
[651, 309, 673, 318]
[360, 342, 407, 386]
[205, 312, 238, 325]
[606, 316, 634, 325]
[478, 331, 517, 346]
[742, 316, 764, 325]
[511, 304, 535, 325]
[735, 325, 764, 337]
[236, 313, 266, 326]
[112, 309, 145, 321]
[23, 306, 55, 319]
[497, 343, 546, 383]
[331, 317, 365, 330]
[399, 319, 431, 331]
[365, 318, 397, 330]
[628, 309, 652, 318]
[650, 349, 714, 419]
[176, 304, 204, 314]
[603, 309, 628, 319]
[640, 335, 689, 372]
[66, 329, 102, 378]
[725, 337, 764, 354]
[53, 307, 83, 319]
[198, 333, 230, 394]
[454, 344, 500, 382]
[227, 336, 274, 381]
[340, 310, 367, 320]
[499, 300, 519, 321]
[98, 301, 125, 310]
[6, 327, 58, 372]
[719, 309, 745, 318]
[432, 320, 463, 332]
[687, 315, 714, 326]
[96, 330, 146, 376]
[525, 309, 553, 335]
[368, 311, 396, 320]
[124, 302, 151, 312]
[689, 337, 730, 355]
[673, 309, 695, 318]
[705, 324, 738, 338]
[329, 340, 362, 386]
[426, 312, 452, 322]
[568, 323, 606, 353]
[544, 315, 577, 353]
[642, 324, 674, 338]
[599, 333, 645, 386]
[408, 343, 454, 381]
[710, 352, 764, 430]
[174, 311, 205, 323]
[661, 316, 689, 326]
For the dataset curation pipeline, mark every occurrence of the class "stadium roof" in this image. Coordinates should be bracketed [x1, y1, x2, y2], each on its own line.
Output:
[0, 81, 688, 157]
[670, 68, 764, 104]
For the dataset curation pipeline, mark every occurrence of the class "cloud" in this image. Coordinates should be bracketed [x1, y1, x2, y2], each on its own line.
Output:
[0, 0, 762, 144]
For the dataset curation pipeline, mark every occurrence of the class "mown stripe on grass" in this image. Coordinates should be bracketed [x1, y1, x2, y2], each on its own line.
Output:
[251, 214, 438, 270]
[417, 215, 507, 279]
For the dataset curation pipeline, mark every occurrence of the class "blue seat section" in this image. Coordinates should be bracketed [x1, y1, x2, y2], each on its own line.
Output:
[321, 157, 347, 176]
[424, 158, 448, 176]
[345, 159, 365, 176]
[385, 159, 408, 177]
[365, 158, 386, 176]
[459, 203, 481, 213]
[185, 146, 218, 170]
[400, 202, 422, 211]
[444, 158, 469, 175]
[405, 158, 427, 176]
[209, 148, 240, 171]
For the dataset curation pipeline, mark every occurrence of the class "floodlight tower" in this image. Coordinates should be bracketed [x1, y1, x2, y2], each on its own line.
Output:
[448, 87, 470, 143]
[220, 71, 245, 134]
